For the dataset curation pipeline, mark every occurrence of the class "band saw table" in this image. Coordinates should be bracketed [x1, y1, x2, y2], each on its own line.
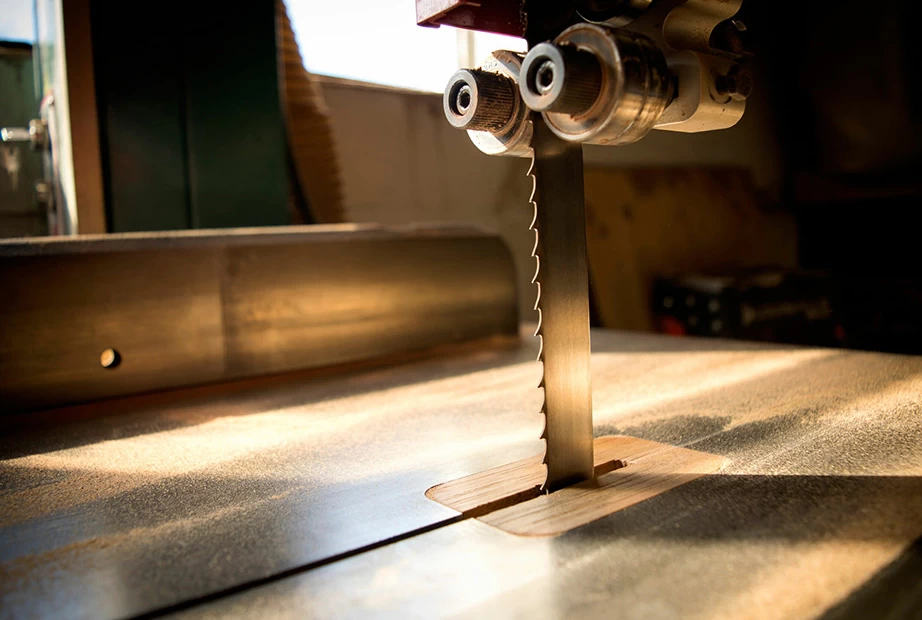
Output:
[3, 325, 922, 619]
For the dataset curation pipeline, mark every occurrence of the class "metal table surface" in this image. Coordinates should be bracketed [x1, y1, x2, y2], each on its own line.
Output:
[4, 328, 922, 618]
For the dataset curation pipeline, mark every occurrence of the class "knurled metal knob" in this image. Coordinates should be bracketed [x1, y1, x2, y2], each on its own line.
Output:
[444, 69, 518, 133]
[520, 42, 604, 116]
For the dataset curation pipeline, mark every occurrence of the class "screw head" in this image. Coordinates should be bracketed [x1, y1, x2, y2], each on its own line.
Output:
[454, 85, 473, 114]
[28, 119, 48, 150]
[535, 61, 557, 95]
[100, 348, 121, 369]
[34, 180, 52, 204]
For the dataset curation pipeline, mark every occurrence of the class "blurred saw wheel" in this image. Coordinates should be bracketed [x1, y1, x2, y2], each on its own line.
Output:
[276, 0, 347, 224]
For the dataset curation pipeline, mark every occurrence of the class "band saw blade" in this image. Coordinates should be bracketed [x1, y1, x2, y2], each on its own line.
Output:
[528, 114, 595, 491]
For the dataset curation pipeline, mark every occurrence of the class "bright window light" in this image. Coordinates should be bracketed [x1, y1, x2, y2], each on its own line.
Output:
[285, 0, 526, 93]
[0, 0, 35, 43]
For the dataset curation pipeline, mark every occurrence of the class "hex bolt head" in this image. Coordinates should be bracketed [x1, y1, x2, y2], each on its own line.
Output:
[716, 65, 753, 101]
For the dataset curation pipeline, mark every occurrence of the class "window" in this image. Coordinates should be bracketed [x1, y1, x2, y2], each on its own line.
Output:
[285, 0, 526, 93]
[0, 1, 35, 43]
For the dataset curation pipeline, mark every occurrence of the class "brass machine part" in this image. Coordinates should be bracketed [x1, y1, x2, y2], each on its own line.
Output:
[442, 51, 532, 158]
[520, 24, 674, 146]
[444, 69, 519, 133]
[443, 26, 675, 149]
[443, 0, 751, 148]
[519, 42, 604, 116]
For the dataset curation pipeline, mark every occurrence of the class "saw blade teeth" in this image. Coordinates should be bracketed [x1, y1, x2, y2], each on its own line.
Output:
[527, 117, 594, 491]
[531, 233, 541, 274]
[527, 152, 538, 198]
[526, 139, 550, 473]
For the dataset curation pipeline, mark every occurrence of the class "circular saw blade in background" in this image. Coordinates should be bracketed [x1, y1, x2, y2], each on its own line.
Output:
[276, 0, 347, 224]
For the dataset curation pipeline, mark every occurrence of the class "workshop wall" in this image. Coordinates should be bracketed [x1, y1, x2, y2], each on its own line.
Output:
[317, 77, 793, 330]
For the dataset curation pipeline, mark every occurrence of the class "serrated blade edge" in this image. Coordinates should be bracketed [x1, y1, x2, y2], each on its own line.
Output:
[528, 115, 595, 492]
